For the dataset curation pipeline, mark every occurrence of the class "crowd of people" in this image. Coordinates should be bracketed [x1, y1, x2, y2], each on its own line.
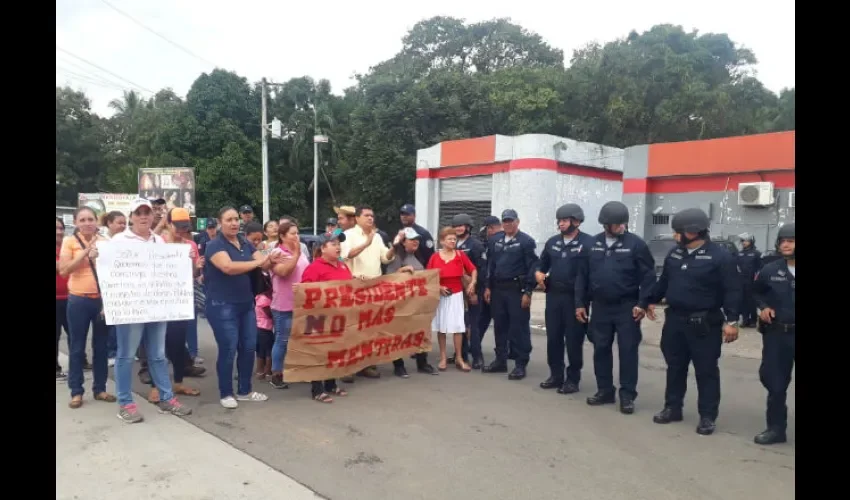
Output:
[56, 198, 795, 446]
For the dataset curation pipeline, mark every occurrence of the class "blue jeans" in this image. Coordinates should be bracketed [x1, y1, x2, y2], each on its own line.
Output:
[186, 317, 199, 358]
[271, 310, 293, 373]
[206, 300, 257, 399]
[115, 321, 172, 406]
[66, 295, 109, 397]
[107, 326, 117, 359]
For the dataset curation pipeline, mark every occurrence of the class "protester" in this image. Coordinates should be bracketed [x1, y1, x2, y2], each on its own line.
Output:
[254, 288, 274, 380]
[278, 215, 311, 258]
[269, 220, 311, 390]
[100, 211, 125, 363]
[56, 217, 70, 381]
[112, 199, 191, 423]
[204, 206, 280, 409]
[262, 220, 279, 250]
[58, 207, 114, 409]
[427, 227, 477, 372]
[300, 231, 352, 402]
[386, 227, 436, 375]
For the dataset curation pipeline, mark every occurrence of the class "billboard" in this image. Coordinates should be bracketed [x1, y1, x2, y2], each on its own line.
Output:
[138, 167, 196, 215]
[77, 193, 137, 219]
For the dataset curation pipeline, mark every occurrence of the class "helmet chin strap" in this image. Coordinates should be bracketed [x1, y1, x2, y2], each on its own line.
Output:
[561, 223, 577, 236]
[676, 232, 698, 246]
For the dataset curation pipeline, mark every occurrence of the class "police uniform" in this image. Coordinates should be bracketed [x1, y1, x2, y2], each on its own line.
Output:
[737, 234, 763, 327]
[475, 217, 502, 365]
[483, 209, 539, 379]
[452, 214, 486, 367]
[752, 223, 795, 445]
[642, 208, 742, 435]
[576, 201, 656, 413]
[538, 204, 595, 393]
[399, 204, 435, 266]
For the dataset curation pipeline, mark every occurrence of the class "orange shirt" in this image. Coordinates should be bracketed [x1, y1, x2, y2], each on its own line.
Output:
[60, 234, 107, 296]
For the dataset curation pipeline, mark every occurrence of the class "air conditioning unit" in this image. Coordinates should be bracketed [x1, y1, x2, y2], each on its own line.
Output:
[788, 191, 795, 208]
[738, 182, 775, 207]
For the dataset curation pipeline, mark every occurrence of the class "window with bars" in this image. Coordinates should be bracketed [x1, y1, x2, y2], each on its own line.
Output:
[652, 214, 670, 225]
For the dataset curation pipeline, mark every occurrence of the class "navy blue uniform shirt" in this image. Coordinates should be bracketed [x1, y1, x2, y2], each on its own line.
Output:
[407, 223, 435, 266]
[487, 231, 538, 291]
[737, 247, 763, 281]
[576, 231, 656, 308]
[477, 230, 502, 290]
[537, 231, 595, 296]
[643, 240, 742, 320]
[203, 233, 257, 303]
[752, 260, 795, 325]
[457, 234, 485, 274]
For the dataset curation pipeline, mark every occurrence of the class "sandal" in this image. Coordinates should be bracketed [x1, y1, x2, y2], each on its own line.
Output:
[313, 392, 333, 403]
[173, 384, 201, 397]
[330, 387, 348, 397]
[438, 361, 448, 371]
[69, 396, 83, 409]
[94, 392, 117, 402]
[455, 362, 472, 372]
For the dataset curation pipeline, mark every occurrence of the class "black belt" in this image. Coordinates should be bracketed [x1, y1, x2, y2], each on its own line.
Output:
[767, 322, 795, 333]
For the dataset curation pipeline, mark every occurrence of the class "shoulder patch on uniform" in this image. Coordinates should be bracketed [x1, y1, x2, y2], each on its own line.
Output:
[425, 240, 434, 248]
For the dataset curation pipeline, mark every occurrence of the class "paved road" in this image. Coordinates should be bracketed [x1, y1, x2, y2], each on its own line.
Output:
[91, 319, 793, 500]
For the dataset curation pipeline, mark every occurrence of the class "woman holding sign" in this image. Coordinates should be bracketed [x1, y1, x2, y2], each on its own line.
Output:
[57, 207, 115, 409]
[426, 227, 478, 372]
[58, 207, 114, 409]
[204, 207, 282, 409]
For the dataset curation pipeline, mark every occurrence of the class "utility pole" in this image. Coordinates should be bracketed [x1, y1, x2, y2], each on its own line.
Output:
[260, 78, 270, 224]
[312, 105, 318, 235]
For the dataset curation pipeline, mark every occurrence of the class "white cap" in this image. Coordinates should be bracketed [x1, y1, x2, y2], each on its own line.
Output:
[403, 227, 420, 240]
[130, 198, 153, 213]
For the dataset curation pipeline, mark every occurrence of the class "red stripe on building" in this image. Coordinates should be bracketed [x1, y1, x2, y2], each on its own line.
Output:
[416, 158, 623, 181]
[623, 171, 795, 194]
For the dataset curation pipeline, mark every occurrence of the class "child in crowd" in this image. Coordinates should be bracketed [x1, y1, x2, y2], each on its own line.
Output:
[255, 289, 274, 380]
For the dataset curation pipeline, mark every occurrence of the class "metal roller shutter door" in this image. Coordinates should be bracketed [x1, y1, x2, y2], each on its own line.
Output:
[438, 176, 493, 231]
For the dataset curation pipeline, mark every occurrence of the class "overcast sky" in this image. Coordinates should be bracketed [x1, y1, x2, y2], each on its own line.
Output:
[56, 0, 795, 117]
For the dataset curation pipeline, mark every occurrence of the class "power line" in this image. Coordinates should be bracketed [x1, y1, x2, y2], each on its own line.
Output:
[56, 45, 155, 94]
[98, 0, 219, 68]
[56, 66, 128, 92]
[56, 56, 133, 89]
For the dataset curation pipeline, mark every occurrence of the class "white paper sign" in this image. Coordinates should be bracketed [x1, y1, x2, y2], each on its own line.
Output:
[95, 241, 194, 325]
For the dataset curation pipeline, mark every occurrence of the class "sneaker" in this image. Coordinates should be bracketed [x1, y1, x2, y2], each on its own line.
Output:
[269, 374, 289, 390]
[56, 371, 67, 382]
[117, 403, 144, 424]
[220, 396, 238, 409]
[108, 358, 116, 367]
[156, 398, 192, 417]
[236, 391, 269, 402]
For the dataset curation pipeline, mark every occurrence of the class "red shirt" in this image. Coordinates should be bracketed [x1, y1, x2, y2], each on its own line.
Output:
[427, 250, 476, 294]
[301, 258, 354, 283]
[56, 246, 69, 300]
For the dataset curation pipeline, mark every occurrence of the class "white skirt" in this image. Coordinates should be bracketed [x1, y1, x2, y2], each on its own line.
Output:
[431, 292, 466, 334]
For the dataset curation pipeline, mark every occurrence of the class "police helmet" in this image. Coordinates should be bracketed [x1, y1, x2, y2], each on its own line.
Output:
[671, 208, 710, 234]
[451, 213, 474, 227]
[776, 223, 795, 243]
[555, 203, 585, 222]
[739, 232, 755, 244]
[598, 201, 629, 225]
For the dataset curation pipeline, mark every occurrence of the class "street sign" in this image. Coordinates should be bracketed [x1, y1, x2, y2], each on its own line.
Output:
[313, 135, 329, 143]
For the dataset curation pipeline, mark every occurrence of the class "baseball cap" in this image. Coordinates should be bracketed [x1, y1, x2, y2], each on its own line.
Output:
[501, 209, 518, 221]
[130, 198, 153, 214]
[400, 204, 416, 215]
[147, 196, 166, 205]
[168, 207, 192, 231]
[239, 205, 253, 213]
[402, 227, 421, 240]
[317, 230, 346, 245]
[482, 216, 501, 226]
[327, 217, 338, 226]
[206, 218, 217, 228]
[334, 205, 356, 217]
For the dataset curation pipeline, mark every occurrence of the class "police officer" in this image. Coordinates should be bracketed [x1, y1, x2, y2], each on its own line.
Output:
[737, 233, 763, 327]
[575, 201, 656, 414]
[449, 214, 486, 368]
[536, 204, 595, 394]
[475, 216, 503, 366]
[326, 217, 338, 234]
[399, 204, 435, 266]
[641, 208, 742, 435]
[483, 209, 538, 380]
[752, 223, 795, 445]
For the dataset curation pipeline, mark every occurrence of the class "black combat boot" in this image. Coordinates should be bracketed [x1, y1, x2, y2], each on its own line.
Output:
[754, 428, 787, 445]
[586, 390, 616, 406]
[652, 407, 683, 424]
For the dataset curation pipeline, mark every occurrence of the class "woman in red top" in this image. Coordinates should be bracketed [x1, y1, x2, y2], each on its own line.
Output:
[426, 227, 477, 372]
[300, 232, 352, 403]
[56, 217, 70, 381]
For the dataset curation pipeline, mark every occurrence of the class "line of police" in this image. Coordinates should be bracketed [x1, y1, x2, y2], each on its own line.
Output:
[445, 202, 795, 446]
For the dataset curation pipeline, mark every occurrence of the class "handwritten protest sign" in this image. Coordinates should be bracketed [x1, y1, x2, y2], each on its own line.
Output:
[95, 241, 194, 325]
[283, 270, 440, 382]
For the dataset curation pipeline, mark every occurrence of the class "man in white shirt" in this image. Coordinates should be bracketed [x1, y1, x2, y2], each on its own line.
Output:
[340, 205, 399, 379]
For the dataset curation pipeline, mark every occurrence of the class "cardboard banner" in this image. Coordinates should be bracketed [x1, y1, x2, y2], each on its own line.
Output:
[95, 241, 195, 325]
[283, 270, 440, 382]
